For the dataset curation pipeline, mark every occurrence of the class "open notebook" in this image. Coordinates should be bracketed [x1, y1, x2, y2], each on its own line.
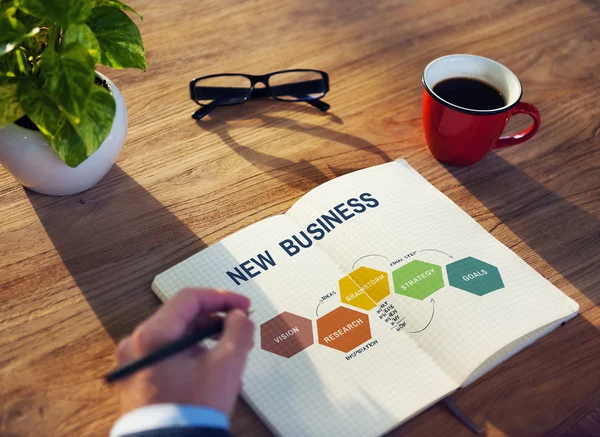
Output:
[153, 160, 578, 437]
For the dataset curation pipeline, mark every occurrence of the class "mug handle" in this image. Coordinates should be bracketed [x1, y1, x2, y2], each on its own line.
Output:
[493, 102, 541, 149]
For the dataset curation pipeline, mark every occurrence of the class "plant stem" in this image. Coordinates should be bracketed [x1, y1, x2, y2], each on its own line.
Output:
[31, 55, 42, 75]
[48, 24, 59, 51]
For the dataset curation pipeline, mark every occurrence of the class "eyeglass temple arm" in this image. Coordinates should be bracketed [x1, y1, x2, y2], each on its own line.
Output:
[307, 99, 330, 112]
[192, 99, 328, 119]
[192, 102, 216, 120]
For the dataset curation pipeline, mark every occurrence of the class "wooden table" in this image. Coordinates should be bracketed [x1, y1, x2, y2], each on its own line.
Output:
[1, 0, 599, 435]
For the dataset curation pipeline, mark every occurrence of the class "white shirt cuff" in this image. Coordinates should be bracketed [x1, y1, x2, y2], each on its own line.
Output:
[110, 404, 229, 437]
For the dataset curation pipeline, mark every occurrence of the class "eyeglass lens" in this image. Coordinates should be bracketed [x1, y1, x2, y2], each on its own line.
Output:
[194, 75, 252, 105]
[268, 71, 326, 101]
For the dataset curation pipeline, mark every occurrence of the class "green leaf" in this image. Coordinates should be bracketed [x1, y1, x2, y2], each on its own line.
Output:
[41, 42, 95, 124]
[19, 79, 116, 167]
[0, 11, 39, 56]
[18, 78, 66, 138]
[63, 23, 100, 63]
[91, 0, 142, 20]
[0, 46, 29, 76]
[14, 8, 46, 29]
[0, 0, 18, 15]
[0, 77, 25, 126]
[68, 85, 115, 156]
[90, 7, 146, 71]
[19, 0, 91, 27]
[51, 86, 115, 167]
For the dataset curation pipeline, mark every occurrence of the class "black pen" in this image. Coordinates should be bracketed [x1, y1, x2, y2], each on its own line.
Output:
[104, 318, 224, 383]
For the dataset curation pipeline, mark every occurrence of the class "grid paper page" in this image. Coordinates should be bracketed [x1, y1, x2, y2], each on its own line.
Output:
[286, 160, 578, 386]
[153, 214, 457, 437]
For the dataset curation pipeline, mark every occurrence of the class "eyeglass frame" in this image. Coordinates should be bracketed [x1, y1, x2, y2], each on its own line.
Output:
[189, 69, 330, 118]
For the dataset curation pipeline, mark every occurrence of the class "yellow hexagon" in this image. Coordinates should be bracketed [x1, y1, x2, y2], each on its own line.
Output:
[339, 267, 390, 311]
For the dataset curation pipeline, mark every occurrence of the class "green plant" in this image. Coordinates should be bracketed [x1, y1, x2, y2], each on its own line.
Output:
[0, 0, 145, 167]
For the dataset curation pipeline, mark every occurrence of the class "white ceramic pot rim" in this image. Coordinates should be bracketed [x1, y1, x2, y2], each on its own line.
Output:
[422, 54, 523, 115]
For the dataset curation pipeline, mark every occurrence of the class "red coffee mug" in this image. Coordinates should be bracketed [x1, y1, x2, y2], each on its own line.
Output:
[422, 54, 541, 166]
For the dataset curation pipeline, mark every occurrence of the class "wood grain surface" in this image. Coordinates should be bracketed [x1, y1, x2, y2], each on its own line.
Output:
[1, 0, 599, 436]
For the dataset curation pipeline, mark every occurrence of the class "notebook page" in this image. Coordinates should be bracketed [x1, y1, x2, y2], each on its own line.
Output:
[285, 160, 578, 386]
[153, 214, 456, 436]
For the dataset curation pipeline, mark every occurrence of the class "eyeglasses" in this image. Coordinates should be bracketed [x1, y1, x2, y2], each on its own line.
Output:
[189, 69, 330, 120]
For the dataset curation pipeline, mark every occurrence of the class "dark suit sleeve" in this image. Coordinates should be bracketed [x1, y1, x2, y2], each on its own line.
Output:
[120, 427, 232, 437]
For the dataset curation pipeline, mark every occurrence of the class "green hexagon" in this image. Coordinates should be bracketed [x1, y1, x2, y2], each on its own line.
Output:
[446, 257, 504, 296]
[392, 260, 444, 300]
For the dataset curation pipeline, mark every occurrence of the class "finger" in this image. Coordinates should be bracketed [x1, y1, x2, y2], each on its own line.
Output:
[132, 289, 250, 353]
[154, 288, 250, 335]
[191, 313, 225, 341]
[186, 343, 209, 358]
[115, 335, 134, 365]
[208, 333, 223, 342]
[215, 309, 255, 359]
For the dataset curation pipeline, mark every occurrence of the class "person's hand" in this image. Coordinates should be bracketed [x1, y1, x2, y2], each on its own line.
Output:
[115, 288, 254, 416]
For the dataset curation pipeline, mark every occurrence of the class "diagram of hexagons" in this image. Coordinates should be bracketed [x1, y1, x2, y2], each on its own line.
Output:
[260, 312, 314, 358]
[446, 257, 504, 296]
[339, 267, 390, 311]
[317, 306, 371, 353]
[392, 260, 444, 300]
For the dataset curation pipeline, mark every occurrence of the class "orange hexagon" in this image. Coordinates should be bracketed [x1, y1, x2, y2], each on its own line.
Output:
[317, 306, 371, 353]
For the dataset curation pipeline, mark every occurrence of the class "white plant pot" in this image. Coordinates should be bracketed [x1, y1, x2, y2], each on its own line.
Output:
[0, 71, 127, 196]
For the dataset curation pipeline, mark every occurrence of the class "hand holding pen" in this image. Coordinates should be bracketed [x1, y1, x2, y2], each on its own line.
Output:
[109, 288, 254, 417]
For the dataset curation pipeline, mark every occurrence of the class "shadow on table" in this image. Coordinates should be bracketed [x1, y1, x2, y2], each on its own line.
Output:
[446, 152, 600, 305]
[196, 100, 392, 191]
[442, 152, 600, 436]
[25, 162, 398, 436]
[25, 165, 210, 341]
[27, 165, 379, 436]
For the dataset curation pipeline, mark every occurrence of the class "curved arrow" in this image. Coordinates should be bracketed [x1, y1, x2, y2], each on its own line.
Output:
[316, 300, 322, 317]
[352, 254, 391, 269]
[418, 249, 453, 259]
[409, 298, 435, 334]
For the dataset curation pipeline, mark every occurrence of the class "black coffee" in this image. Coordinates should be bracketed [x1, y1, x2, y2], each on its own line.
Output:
[433, 77, 505, 110]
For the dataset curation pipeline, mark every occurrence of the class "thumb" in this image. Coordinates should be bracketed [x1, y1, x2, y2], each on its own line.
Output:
[215, 309, 255, 359]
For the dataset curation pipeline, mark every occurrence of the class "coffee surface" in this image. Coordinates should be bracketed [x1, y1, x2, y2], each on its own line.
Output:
[433, 77, 506, 110]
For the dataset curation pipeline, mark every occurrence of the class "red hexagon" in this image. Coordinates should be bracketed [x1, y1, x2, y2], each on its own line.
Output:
[317, 306, 371, 353]
[260, 312, 314, 358]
